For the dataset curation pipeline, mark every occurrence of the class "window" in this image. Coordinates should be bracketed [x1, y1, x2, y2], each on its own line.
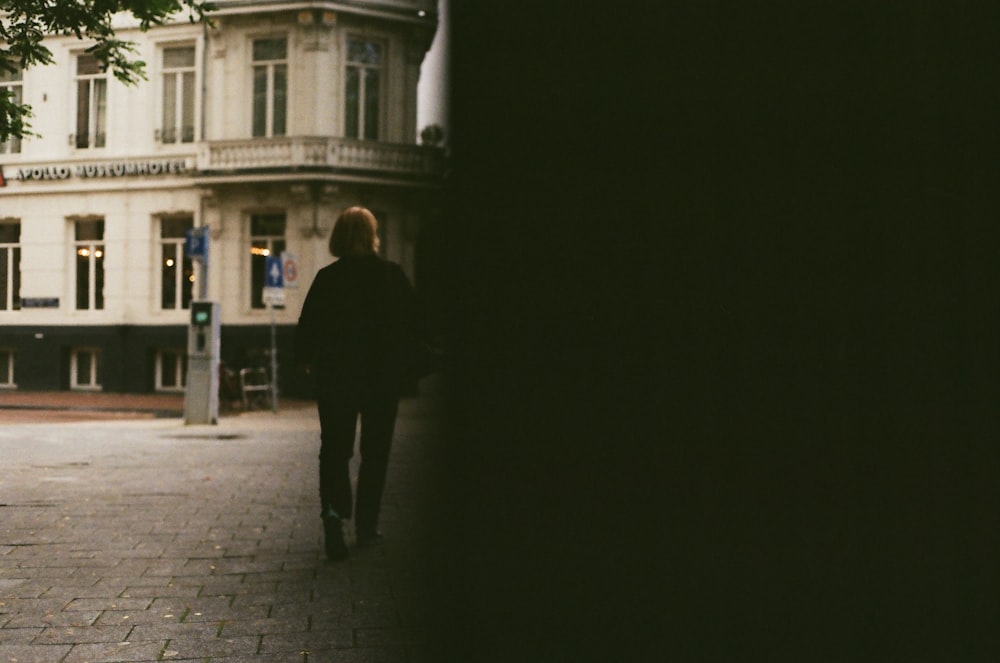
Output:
[156, 348, 186, 391]
[161, 46, 196, 143]
[249, 214, 286, 309]
[0, 349, 14, 387]
[252, 38, 287, 137]
[345, 39, 383, 140]
[75, 54, 107, 149]
[0, 223, 20, 310]
[70, 348, 101, 389]
[160, 216, 194, 309]
[0, 65, 22, 154]
[74, 220, 105, 310]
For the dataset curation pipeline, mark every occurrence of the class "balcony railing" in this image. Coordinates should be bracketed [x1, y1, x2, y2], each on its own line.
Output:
[197, 136, 444, 179]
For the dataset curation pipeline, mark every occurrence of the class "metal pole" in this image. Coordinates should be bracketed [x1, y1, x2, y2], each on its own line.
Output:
[269, 301, 279, 413]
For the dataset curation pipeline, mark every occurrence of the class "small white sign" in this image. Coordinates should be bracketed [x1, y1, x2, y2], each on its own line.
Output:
[262, 287, 286, 305]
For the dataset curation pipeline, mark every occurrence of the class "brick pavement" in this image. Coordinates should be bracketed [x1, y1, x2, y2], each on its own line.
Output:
[0, 379, 449, 662]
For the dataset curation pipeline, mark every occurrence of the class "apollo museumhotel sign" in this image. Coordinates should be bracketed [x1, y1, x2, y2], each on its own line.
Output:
[2, 158, 192, 184]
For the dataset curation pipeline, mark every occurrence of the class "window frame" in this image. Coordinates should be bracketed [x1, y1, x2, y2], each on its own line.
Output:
[0, 221, 21, 311]
[73, 219, 105, 311]
[158, 215, 195, 311]
[0, 64, 23, 154]
[155, 348, 187, 392]
[70, 347, 102, 390]
[248, 212, 287, 310]
[159, 43, 198, 144]
[344, 36, 386, 140]
[250, 36, 288, 138]
[73, 53, 108, 150]
[0, 348, 15, 387]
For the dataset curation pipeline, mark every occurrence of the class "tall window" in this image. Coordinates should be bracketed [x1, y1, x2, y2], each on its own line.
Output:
[160, 216, 194, 309]
[0, 65, 22, 154]
[345, 38, 383, 140]
[0, 223, 20, 311]
[75, 54, 107, 149]
[252, 38, 287, 137]
[74, 220, 105, 310]
[161, 46, 196, 144]
[249, 214, 286, 309]
[70, 348, 101, 389]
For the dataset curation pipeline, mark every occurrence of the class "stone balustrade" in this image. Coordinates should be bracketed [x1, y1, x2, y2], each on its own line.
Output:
[197, 136, 443, 177]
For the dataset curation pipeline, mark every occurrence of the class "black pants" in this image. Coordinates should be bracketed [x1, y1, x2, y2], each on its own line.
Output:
[316, 386, 399, 533]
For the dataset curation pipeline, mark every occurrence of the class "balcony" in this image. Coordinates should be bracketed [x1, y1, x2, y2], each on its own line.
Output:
[196, 136, 444, 182]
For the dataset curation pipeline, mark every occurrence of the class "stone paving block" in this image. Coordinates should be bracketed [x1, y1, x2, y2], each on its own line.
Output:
[269, 600, 351, 623]
[161, 633, 262, 659]
[148, 596, 241, 622]
[228, 588, 313, 609]
[0, 643, 72, 660]
[93, 610, 180, 628]
[0, 627, 43, 644]
[2, 611, 101, 628]
[5, 564, 76, 579]
[107, 560, 155, 576]
[39, 581, 131, 601]
[0, 598, 72, 616]
[259, 629, 354, 653]
[207, 557, 287, 576]
[0, 579, 46, 599]
[190, 578, 270, 598]
[31, 624, 131, 645]
[215, 616, 309, 638]
[143, 558, 218, 577]
[65, 597, 154, 612]
[61, 639, 165, 662]
[126, 620, 225, 642]
[109, 581, 202, 600]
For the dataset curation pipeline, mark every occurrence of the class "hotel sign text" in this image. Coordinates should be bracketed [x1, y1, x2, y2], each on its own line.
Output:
[14, 159, 190, 182]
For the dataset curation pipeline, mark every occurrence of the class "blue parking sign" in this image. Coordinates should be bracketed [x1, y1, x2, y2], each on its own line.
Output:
[185, 226, 208, 259]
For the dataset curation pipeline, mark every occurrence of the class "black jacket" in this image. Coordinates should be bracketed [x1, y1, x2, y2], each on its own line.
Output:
[296, 254, 422, 395]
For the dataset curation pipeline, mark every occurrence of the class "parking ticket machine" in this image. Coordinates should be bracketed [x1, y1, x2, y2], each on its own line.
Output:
[184, 300, 220, 425]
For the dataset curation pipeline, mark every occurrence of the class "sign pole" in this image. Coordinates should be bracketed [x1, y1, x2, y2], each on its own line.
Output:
[262, 253, 285, 414]
[269, 301, 279, 413]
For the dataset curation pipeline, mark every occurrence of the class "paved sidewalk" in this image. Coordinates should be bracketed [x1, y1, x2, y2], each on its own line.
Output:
[0, 379, 449, 662]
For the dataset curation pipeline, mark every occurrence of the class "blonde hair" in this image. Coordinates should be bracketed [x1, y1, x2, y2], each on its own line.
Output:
[329, 206, 380, 257]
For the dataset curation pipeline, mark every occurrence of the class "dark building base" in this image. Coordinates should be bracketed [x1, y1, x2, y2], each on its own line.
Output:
[0, 324, 310, 398]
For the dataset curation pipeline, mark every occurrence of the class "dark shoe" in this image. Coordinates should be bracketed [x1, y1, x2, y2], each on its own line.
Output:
[356, 529, 384, 548]
[322, 509, 348, 560]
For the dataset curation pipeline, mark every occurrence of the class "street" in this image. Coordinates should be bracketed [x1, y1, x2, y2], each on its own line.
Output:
[0, 385, 448, 662]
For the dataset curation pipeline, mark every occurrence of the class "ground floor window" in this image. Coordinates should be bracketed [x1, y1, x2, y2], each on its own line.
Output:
[0, 349, 14, 387]
[156, 348, 186, 391]
[70, 348, 101, 390]
[160, 216, 194, 310]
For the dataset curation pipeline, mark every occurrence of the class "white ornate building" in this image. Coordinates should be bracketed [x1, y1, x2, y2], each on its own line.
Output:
[0, 0, 444, 395]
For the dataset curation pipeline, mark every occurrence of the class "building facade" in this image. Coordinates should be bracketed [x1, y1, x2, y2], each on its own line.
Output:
[0, 0, 444, 397]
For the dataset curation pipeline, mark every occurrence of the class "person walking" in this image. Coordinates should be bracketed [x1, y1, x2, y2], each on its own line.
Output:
[295, 206, 425, 560]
